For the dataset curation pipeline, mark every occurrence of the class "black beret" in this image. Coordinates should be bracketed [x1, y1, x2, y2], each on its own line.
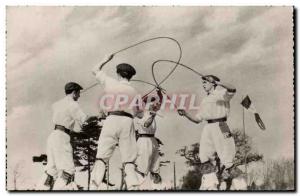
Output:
[142, 96, 157, 104]
[201, 75, 220, 83]
[116, 63, 136, 77]
[65, 82, 83, 94]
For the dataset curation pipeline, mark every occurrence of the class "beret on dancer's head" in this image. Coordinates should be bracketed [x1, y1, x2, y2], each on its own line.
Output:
[116, 63, 136, 78]
[65, 82, 83, 94]
[202, 75, 220, 83]
[143, 95, 158, 104]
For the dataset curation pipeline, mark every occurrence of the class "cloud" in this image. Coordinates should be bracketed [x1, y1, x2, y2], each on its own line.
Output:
[7, 7, 73, 67]
[237, 6, 271, 23]
[7, 104, 51, 155]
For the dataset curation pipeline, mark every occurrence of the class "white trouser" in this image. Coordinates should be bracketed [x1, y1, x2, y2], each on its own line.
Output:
[52, 174, 78, 190]
[91, 115, 139, 189]
[136, 137, 160, 175]
[136, 173, 152, 190]
[38, 130, 76, 190]
[136, 172, 162, 190]
[230, 177, 247, 190]
[199, 123, 236, 168]
[45, 130, 75, 176]
[35, 172, 55, 190]
[199, 173, 219, 190]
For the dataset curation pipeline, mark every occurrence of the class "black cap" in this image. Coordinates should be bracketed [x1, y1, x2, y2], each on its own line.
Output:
[142, 96, 157, 104]
[201, 75, 220, 83]
[65, 82, 83, 94]
[116, 63, 136, 79]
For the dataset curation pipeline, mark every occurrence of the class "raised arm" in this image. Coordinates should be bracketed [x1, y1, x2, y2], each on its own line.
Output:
[216, 82, 236, 94]
[143, 112, 156, 128]
[92, 54, 114, 76]
[141, 88, 163, 127]
[215, 82, 236, 101]
[92, 54, 119, 86]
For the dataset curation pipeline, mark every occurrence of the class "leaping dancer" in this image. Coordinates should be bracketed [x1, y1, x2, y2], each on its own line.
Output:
[178, 75, 236, 190]
[36, 82, 91, 190]
[90, 54, 142, 190]
[134, 88, 164, 189]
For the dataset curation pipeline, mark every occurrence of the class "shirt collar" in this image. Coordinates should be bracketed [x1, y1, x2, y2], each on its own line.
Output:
[65, 95, 75, 102]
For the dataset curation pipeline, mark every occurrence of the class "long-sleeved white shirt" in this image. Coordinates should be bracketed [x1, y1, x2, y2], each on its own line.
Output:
[93, 69, 140, 115]
[196, 87, 235, 121]
[52, 95, 87, 132]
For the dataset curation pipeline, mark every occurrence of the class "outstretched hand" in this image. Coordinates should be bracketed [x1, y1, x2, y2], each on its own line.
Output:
[156, 86, 166, 93]
[177, 109, 186, 116]
[99, 54, 114, 70]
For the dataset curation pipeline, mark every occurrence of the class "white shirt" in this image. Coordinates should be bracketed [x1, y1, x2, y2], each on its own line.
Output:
[52, 95, 87, 132]
[196, 87, 235, 121]
[134, 112, 157, 135]
[94, 69, 139, 115]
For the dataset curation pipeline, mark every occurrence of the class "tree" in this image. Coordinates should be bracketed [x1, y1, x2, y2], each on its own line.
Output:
[231, 129, 263, 166]
[177, 129, 263, 190]
[70, 117, 103, 171]
[70, 127, 101, 171]
[70, 116, 103, 189]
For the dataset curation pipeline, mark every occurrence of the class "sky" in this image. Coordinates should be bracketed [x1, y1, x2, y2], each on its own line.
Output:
[6, 6, 294, 189]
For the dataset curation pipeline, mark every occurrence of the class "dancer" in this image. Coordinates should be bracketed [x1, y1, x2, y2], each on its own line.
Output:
[90, 54, 141, 190]
[178, 75, 236, 190]
[135, 89, 163, 189]
[37, 82, 88, 190]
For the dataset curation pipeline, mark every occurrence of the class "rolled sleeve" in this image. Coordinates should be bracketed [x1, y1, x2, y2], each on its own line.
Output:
[224, 90, 235, 101]
[215, 88, 235, 101]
